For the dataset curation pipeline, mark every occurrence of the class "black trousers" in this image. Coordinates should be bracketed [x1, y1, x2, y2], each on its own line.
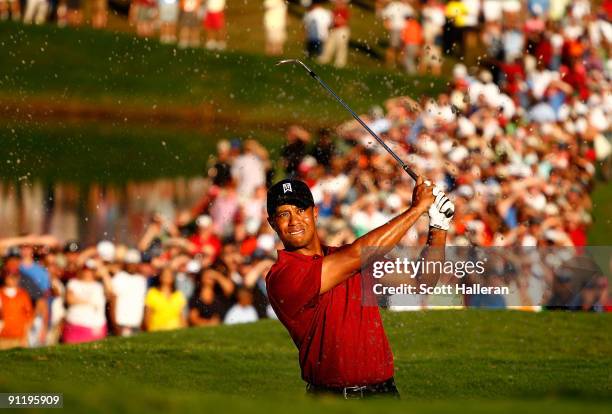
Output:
[306, 377, 400, 399]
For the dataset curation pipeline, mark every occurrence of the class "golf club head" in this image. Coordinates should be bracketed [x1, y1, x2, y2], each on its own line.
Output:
[275, 59, 314, 75]
[276, 59, 299, 66]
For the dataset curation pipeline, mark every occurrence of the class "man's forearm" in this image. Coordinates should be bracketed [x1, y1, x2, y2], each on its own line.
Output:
[417, 228, 447, 288]
[341, 204, 429, 269]
[320, 204, 429, 294]
[355, 205, 428, 252]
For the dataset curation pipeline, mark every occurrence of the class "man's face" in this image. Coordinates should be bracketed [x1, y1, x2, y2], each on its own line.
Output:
[4, 257, 20, 274]
[4, 273, 19, 288]
[269, 205, 318, 250]
[21, 245, 33, 259]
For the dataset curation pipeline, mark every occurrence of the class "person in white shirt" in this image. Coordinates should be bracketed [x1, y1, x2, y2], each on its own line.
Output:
[63, 260, 112, 344]
[421, 0, 446, 75]
[318, 0, 351, 68]
[158, 0, 180, 44]
[23, 0, 48, 25]
[231, 140, 266, 200]
[264, 0, 287, 56]
[110, 249, 147, 337]
[303, 1, 333, 58]
[482, 0, 502, 22]
[224, 287, 258, 325]
[381, 0, 414, 67]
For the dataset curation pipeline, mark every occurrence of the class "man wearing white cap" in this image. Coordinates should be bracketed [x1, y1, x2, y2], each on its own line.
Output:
[110, 249, 147, 337]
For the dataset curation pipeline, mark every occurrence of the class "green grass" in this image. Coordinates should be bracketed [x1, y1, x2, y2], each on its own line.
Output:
[0, 21, 444, 125]
[0, 119, 286, 184]
[589, 180, 612, 245]
[0, 311, 610, 413]
[99, 0, 390, 67]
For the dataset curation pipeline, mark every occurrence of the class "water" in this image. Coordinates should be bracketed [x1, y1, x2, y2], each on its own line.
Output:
[0, 177, 208, 245]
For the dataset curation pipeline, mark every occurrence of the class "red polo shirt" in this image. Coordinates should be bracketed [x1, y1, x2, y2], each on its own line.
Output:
[266, 246, 394, 387]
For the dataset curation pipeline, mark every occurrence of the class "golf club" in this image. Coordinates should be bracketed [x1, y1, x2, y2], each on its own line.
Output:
[276, 59, 453, 218]
[277, 59, 419, 181]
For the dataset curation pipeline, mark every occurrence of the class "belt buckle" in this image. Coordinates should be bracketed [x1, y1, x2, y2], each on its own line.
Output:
[342, 385, 366, 399]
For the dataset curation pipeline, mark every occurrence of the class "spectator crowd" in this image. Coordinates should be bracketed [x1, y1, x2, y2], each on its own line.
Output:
[6, 0, 612, 72]
[1, 0, 612, 349]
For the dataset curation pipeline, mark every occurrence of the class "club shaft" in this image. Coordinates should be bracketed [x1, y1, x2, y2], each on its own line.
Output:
[278, 60, 458, 217]
[304, 67, 419, 181]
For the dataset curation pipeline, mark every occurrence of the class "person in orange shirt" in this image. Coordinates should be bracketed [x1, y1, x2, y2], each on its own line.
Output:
[0, 272, 34, 350]
[401, 14, 423, 74]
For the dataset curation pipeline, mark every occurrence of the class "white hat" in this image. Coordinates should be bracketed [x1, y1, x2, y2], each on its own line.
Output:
[457, 117, 476, 138]
[551, 33, 564, 49]
[589, 108, 609, 131]
[124, 249, 141, 264]
[418, 137, 439, 155]
[524, 55, 537, 73]
[456, 185, 474, 198]
[186, 260, 202, 274]
[97, 240, 116, 262]
[448, 146, 469, 163]
[245, 219, 260, 236]
[453, 64, 467, 79]
[573, 101, 588, 116]
[544, 203, 560, 216]
[257, 233, 276, 252]
[521, 235, 538, 247]
[479, 70, 493, 84]
[217, 139, 230, 153]
[196, 215, 212, 228]
[439, 139, 454, 154]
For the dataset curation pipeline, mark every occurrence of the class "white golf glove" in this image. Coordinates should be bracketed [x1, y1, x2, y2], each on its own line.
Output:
[429, 187, 455, 231]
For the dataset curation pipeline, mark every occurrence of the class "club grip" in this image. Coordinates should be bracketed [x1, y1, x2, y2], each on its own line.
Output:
[402, 164, 419, 181]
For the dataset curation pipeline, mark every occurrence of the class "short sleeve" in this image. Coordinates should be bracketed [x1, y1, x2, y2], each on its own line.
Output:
[111, 275, 123, 295]
[266, 255, 322, 319]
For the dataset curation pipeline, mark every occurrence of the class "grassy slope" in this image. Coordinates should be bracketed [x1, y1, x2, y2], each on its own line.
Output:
[0, 21, 442, 125]
[0, 311, 610, 413]
[588, 180, 612, 245]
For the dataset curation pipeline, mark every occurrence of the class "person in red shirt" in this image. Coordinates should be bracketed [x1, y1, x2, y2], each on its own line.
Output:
[188, 215, 222, 261]
[318, 0, 351, 68]
[265, 177, 453, 398]
[0, 272, 34, 350]
[401, 14, 423, 74]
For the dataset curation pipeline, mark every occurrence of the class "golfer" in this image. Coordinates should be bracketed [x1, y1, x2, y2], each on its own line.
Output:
[265, 177, 454, 398]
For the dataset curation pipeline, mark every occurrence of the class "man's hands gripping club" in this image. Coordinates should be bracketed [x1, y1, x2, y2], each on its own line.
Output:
[411, 177, 455, 231]
[317, 176, 454, 294]
[428, 185, 455, 231]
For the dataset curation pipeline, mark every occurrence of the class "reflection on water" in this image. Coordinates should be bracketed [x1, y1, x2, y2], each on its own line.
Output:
[0, 177, 207, 244]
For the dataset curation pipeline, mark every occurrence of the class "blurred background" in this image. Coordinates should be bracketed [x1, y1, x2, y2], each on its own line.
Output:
[0, 0, 611, 351]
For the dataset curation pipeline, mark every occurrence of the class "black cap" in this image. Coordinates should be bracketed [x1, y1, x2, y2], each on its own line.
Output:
[267, 178, 315, 217]
[5, 246, 21, 259]
[63, 240, 81, 254]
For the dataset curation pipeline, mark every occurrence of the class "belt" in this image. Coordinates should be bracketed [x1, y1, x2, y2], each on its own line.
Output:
[306, 377, 400, 399]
